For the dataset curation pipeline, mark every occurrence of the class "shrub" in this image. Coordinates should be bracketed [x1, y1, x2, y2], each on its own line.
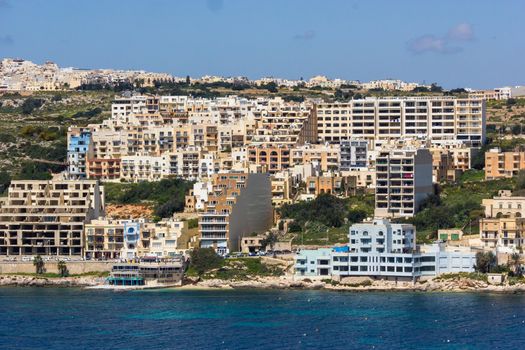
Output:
[21, 98, 44, 114]
[189, 248, 223, 276]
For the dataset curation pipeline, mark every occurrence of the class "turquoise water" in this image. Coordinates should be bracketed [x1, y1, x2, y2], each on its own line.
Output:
[1, 287, 525, 349]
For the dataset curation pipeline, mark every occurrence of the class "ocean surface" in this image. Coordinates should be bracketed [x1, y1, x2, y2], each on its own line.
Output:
[1, 288, 524, 349]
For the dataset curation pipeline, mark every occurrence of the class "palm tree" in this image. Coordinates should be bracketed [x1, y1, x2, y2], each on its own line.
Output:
[509, 253, 521, 276]
[33, 255, 45, 275]
[57, 260, 68, 277]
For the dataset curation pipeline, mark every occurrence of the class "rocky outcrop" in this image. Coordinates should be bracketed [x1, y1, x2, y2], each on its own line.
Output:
[0, 275, 103, 287]
[185, 276, 525, 293]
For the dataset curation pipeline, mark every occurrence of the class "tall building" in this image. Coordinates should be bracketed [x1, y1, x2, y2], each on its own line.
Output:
[199, 173, 273, 254]
[0, 180, 105, 256]
[67, 127, 91, 179]
[375, 148, 433, 218]
[316, 97, 485, 147]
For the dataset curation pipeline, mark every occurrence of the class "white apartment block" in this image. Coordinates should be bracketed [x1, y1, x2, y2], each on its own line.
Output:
[295, 219, 475, 279]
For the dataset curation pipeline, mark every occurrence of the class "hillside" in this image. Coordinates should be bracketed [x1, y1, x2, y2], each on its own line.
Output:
[0, 90, 115, 185]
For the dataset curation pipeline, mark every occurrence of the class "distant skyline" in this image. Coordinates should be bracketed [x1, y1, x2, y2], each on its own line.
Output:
[0, 0, 524, 89]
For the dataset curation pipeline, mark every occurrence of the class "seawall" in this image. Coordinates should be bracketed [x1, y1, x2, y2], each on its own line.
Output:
[0, 261, 113, 274]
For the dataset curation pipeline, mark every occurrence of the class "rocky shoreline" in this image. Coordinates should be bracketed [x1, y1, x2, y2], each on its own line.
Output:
[183, 276, 525, 294]
[0, 275, 104, 287]
[3, 274, 525, 293]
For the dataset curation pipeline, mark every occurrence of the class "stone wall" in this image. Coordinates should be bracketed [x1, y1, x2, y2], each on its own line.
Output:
[0, 261, 113, 275]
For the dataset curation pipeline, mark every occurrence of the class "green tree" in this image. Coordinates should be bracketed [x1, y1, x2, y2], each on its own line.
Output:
[508, 253, 521, 276]
[33, 255, 45, 275]
[516, 170, 525, 190]
[21, 98, 44, 114]
[57, 260, 69, 277]
[474, 251, 496, 273]
[189, 248, 223, 276]
[261, 232, 278, 255]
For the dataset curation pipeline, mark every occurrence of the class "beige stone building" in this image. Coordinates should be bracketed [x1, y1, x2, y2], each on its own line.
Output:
[291, 144, 340, 172]
[482, 190, 525, 219]
[479, 217, 525, 250]
[0, 180, 105, 256]
[306, 175, 357, 196]
[485, 148, 525, 180]
[247, 146, 291, 174]
[199, 173, 273, 254]
[316, 97, 485, 147]
[84, 218, 124, 259]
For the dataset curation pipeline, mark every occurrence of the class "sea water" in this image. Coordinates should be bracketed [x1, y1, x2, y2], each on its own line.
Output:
[1, 287, 524, 349]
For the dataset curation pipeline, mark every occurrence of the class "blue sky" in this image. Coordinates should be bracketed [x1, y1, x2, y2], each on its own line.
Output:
[0, 0, 523, 88]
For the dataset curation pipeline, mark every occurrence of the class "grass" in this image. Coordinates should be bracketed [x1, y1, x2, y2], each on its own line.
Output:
[459, 169, 485, 183]
[435, 272, 487, 282]
[293, 223, 350, 246]
[199, 258, 284, 281]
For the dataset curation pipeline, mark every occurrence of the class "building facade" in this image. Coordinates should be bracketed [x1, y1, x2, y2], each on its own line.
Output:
[485, 148, 525, 180]
[199, 173, 273, 254]
[316, 97, 485, 147]
[374, 148, 433, 218]
[295, 219, 475, 279]
[0, 180, 104, 256]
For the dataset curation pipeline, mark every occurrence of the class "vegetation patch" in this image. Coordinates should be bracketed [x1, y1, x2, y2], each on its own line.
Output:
[103, 178, 193, 218]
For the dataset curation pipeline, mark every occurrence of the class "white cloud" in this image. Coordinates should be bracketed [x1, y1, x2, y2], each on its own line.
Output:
[407, 23, 474, 54]
[447, 23, 474, 41]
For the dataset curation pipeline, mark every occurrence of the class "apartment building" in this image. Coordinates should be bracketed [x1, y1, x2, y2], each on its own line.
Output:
[430, 150, 457, 183]
[0, 180, 104, 256]
[252, 98, 316, 146]
[340, 139, 368, 170]
[341, 168, 376, 190]
[247, 146, 291, 174]
[291, 144, 340, 172]
[145, 219, 188, 257]
[86, 158, 121, 181]
[375, 148, 433, 218]
[479, 190, 525, 251]
[479, 217, 525, 250]
[84, 218, 124, 259]
[485, 148, 525, 180]
[120, 155, 166, 182]
[271, 173, 293, 207]
[67, 127, 91, 179]
[184, 182, 213, 212]
[199, 173, 273, 254]
[316, 97, 485, 147]
[295, 219, 475, 279]
[305, 175, 357, 197]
